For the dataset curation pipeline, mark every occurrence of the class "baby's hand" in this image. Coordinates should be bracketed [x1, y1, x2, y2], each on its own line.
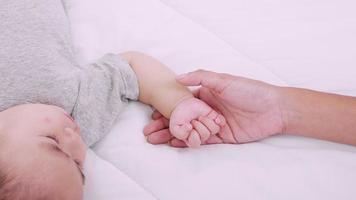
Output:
[144, 98, 225, 147]
[168, 97, 226, 147]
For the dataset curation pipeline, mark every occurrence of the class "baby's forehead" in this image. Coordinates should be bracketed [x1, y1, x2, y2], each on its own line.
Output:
[4, 167, 70, 198]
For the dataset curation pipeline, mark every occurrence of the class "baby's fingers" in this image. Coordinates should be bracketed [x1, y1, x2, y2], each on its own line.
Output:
[170, 134, 222, 147]
[170, 123, 192, 140]
[207, 110, 226, 127]
[215, 114, 226, 127]
[187, 129, 201, 148]
[198, 116, 220, 135]
[191, 120, 210, 142]
[169, 130, 202, 148]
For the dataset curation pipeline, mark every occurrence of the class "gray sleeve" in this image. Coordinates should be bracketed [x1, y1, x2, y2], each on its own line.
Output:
[0, 0, 139, 147]
[0, 0, 81, 113]
[73, 53, 139, 147]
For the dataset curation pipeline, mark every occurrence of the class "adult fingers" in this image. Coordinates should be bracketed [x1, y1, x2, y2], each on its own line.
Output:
[170, 134, 223, 147]
[176, 69, 230, 93]
[219, 125, 239, 144]
[170, 138, 188, 148]
[146, 129, 172, 144]
[204, 135, 224, 144]
[143, 118, 169, 136]
[151, 110, 163, 120]
[170, 134, 224, 147]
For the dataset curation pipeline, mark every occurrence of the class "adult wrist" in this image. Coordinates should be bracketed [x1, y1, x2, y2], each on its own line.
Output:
[275, 86, 301, 135]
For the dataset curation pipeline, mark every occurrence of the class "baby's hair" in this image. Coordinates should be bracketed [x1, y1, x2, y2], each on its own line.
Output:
[0, 167, 16, 200]
[0, 163, 54, 200]
[0, 137, 51, 200]
[0, 137, 16, 200]
[0, 169, 44, 200]
[0, 159, 45, 200]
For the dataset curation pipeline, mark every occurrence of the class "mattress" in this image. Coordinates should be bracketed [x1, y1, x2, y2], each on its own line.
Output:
[67, 0, 356, 199]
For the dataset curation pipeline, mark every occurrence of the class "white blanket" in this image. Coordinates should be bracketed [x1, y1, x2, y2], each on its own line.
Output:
[68, 0, 356, 199]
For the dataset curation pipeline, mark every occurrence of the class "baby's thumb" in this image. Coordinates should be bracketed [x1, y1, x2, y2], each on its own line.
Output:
[170, 123, 192, 140]
[176, 69, 225, 93]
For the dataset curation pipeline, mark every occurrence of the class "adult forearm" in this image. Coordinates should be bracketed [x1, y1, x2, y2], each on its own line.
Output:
[279, 87, 356, 145]
[120, 51, 193, 118]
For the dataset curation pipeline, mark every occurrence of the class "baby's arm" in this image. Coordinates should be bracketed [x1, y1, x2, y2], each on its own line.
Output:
[120, 52, 225, 147]
[120, 51, 192, 118]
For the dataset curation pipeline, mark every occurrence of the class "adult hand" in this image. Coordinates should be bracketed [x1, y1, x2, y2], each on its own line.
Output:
[144, 69, 285, 147]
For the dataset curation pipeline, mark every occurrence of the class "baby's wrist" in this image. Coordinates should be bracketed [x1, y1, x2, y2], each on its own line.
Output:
[150, 89, 193, 119]
[169, 94, 194, 116]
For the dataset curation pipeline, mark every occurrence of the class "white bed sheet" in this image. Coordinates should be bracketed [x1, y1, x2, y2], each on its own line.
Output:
[83, 150, 156, 200]
[67, 0, 356, 199]
[160, 0, 356, 95]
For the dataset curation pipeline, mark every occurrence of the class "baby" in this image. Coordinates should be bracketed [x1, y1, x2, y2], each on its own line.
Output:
[0, 0, 224, 199]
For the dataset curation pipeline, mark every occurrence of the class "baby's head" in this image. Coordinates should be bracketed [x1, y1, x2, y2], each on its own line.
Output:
[0, 104, 86, 200]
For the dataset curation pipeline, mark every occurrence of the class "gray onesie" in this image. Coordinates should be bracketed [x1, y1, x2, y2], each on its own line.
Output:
[0, 0, 139, 146]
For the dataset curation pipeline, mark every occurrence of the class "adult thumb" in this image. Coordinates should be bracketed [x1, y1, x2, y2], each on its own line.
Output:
[176, 69, 225, 93]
